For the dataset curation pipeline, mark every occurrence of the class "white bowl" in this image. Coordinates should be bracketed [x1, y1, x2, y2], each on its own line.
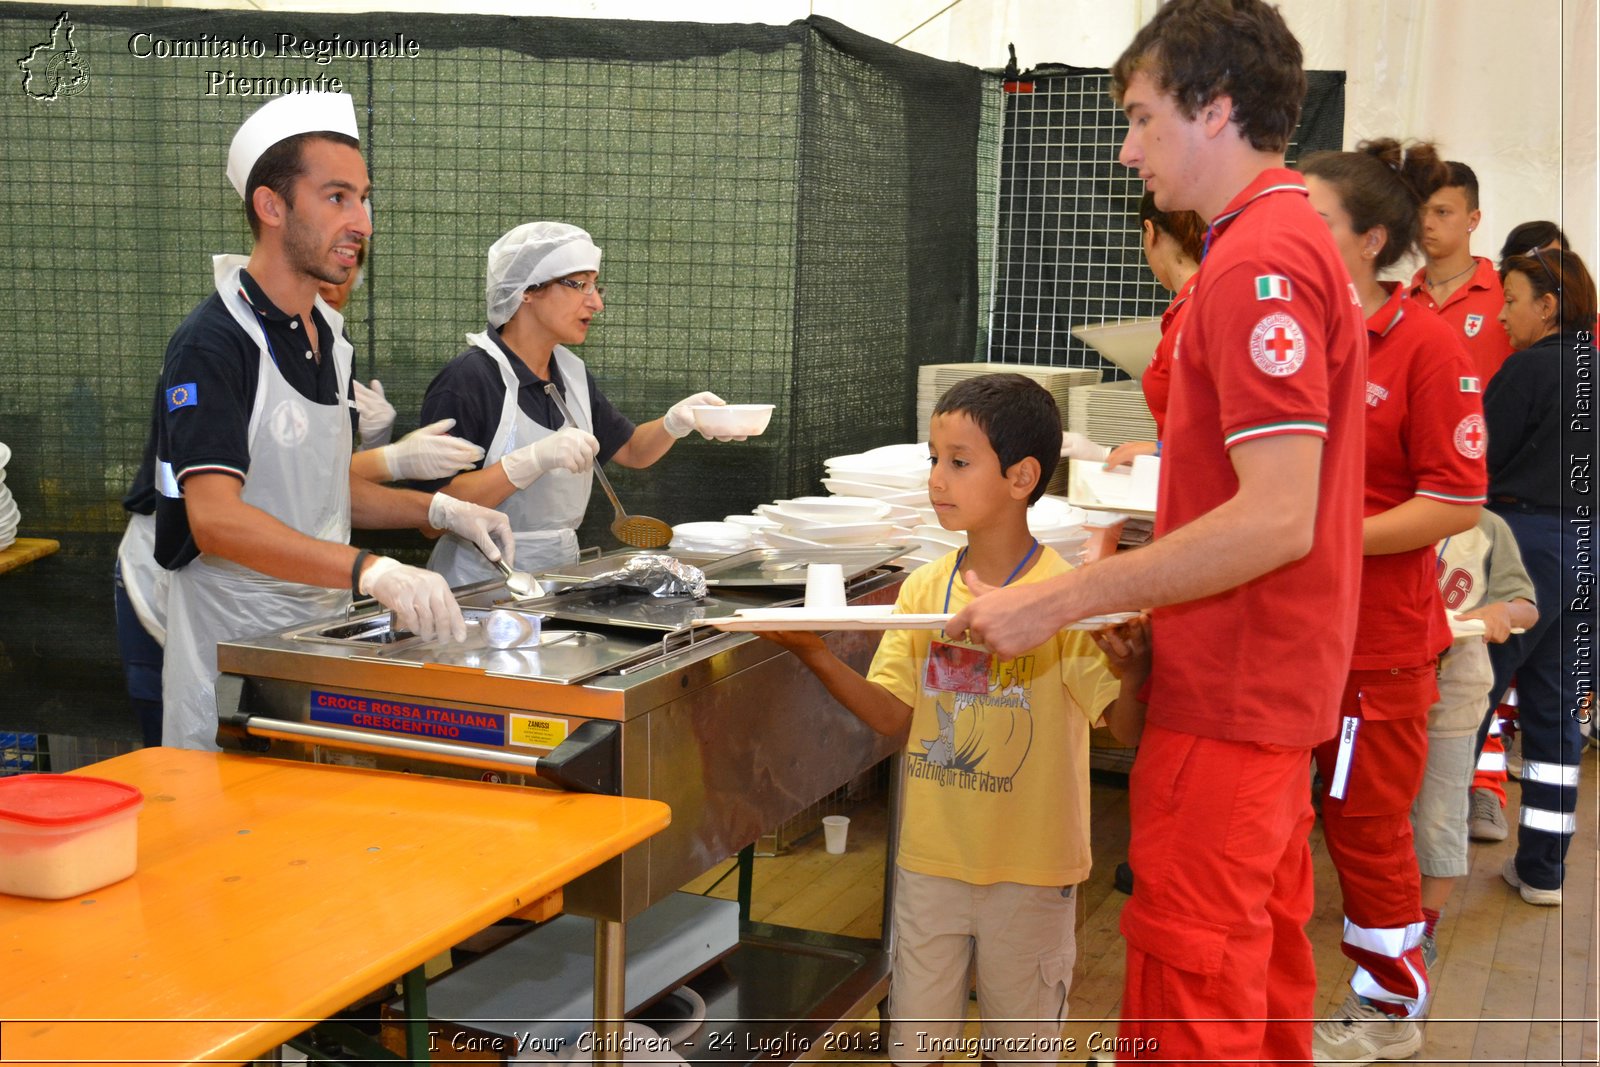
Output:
[693, 404, 774, 437]
[772, 496, 892, 524]
[911, 524, 966, 551]
[723, 514, 780, 531]
[0, 441, 10, 468]
[796, 521, 900, 545]
[762, 529, 828, 549]
[821, 462, 929, 489]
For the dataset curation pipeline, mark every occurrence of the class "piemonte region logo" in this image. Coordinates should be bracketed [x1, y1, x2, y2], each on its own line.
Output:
[18, 12, 90, 101]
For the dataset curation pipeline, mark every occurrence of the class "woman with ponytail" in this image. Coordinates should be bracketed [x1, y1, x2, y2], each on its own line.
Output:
[1300, 139, 1488, 1063]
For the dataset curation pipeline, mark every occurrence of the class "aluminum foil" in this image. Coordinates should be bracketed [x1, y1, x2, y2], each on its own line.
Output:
[559, 554, 708, 599]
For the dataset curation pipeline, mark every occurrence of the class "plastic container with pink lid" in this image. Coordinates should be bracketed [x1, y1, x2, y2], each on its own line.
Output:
[0, 774, 144, 899]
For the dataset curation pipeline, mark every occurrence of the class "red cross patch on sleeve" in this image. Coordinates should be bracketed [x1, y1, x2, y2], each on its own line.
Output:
[1249, 313, 1307, 377]
[1454, 413, 1487, 459]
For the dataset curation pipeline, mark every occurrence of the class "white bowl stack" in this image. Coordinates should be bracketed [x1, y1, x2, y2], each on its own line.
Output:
[896, 496, 1090, 572]
[0, 442, 17, 551]
[756, 497, 903, 548]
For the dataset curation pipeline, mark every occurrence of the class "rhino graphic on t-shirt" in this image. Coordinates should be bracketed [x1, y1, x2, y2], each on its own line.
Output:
[917, 680, 1034, 783]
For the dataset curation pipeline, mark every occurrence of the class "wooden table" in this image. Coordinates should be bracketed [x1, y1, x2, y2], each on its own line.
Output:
[0, 748, 670, 1065]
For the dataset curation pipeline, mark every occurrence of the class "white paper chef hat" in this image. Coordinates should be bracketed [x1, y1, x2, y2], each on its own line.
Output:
[486, 222, 604, 327]
[227, 92, 360, 199]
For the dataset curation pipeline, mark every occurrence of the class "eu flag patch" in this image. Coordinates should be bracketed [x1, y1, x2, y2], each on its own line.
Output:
[166, 382, 198, 412]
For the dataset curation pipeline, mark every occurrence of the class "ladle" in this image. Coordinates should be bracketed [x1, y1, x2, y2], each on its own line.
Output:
[543, 382, 672, 549]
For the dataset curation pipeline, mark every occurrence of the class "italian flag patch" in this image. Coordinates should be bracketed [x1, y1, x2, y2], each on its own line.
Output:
[1460, 376, 1481, 393]
[1255, 274, 1292, 301]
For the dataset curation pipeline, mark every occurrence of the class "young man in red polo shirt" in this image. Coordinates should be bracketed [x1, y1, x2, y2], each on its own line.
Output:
[947, 1, 1365, 1062]
[1406, 162, 1514, 382]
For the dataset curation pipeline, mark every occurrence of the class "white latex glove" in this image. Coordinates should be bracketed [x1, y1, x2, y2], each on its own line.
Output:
[428, 492, 516, 569]
[358, 556, 465, 643]
[1061, 431, 1110, 462]
[354, 379, 396, 449]
[500, 427, 599, 489]
[663, 391, 727, 439]
[377, 419, 486, 481]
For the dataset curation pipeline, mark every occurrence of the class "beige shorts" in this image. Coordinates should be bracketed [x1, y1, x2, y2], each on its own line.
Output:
[888, 866, 1078, 1065]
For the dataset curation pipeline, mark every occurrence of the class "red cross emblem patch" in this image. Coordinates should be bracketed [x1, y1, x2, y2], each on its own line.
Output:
[1465, 314, 1484, 338]
[1249, 312, 1307, 377]
[1454, 413, 1487, 459]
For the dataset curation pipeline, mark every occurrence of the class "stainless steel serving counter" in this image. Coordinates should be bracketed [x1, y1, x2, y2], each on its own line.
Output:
[212, 549, 909, 1064]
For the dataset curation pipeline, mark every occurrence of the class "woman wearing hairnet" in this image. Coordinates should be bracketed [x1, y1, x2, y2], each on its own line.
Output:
[418, 221, 737, 582]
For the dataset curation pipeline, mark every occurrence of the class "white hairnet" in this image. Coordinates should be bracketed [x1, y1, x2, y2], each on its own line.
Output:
[227, 92, 360, 199]
[486, 222, 603, 328]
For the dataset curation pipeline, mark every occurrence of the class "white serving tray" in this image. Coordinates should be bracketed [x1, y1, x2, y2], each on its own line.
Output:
[1448, 614, 1529, 639]
[704, 606, 1140, 632]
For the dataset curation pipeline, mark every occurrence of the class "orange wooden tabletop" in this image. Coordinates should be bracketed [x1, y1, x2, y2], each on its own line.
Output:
[0, 748, 670, 1065]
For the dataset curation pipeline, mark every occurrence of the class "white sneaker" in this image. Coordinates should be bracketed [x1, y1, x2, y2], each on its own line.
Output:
[1468, 788, 1508, 842]
[1313, 996, 1422, 1065]
[1502, 856, 1562, 906]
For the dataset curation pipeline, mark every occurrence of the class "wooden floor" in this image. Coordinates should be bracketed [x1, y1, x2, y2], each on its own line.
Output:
[684, 744, 1599, 1065]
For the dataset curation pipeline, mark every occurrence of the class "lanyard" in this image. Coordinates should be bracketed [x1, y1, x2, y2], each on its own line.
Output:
[943, 538, 1038, 614]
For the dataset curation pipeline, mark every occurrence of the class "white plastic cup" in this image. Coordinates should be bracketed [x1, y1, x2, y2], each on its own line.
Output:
[804, 563, 846, 609]
[822, 814, 850, 854]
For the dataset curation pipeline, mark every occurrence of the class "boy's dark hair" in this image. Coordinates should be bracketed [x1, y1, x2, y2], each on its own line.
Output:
[932, 373, 1060, 504]
[1502, 248, 1598, 336]
[1110, 0, 1306, 153]
[1441, 160, 1480, 212]
[1300, 139, 1449, 271]
[244, 131, 362, 238]
[1500, 220, 1569, 267]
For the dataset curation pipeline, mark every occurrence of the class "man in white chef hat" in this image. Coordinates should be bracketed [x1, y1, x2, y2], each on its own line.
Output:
[150, 91, 513, 750]
[416, 220, 744, 583]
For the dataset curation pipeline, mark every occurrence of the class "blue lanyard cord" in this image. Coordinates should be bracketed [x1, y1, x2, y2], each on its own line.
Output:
[1435, 536, 1452, 567]
[943, 538, 1038, 615]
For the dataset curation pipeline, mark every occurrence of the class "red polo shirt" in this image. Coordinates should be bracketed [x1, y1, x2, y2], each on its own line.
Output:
[1406, 256, 1513, 382]
[1141, 272, 1197, 437]
[1148, 169, 1366, 749]
[1354, 286, 1487, 673]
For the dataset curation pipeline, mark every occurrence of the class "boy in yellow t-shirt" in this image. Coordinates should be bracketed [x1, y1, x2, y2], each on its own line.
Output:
[763, 374, 1149, 1064]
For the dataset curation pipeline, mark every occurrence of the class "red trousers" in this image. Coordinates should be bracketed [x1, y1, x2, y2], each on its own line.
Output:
[1313, 666, 1434, 1016]
[1119, 724, 1318, 1067]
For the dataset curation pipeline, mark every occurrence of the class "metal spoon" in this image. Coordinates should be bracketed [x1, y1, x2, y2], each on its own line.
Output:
[543, 382, 672, 549]
[482, 548, 543, 600]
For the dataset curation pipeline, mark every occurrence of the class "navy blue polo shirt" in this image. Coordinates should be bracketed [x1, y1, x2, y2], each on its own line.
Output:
[153, 268, 357, 569]
[413, 326, 635, 493]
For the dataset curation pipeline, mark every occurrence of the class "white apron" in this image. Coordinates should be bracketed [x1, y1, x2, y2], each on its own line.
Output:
[428, 333, 594, 587]
[161, 254, 353, 751]
[116, 511, 169, 645]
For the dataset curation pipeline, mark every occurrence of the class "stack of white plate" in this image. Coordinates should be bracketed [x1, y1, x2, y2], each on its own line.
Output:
[899, 494, 1088, 570]
[823, 443, 930, 491]
[0, 442, 16, 551]
[1066, 379, 1158, 446]
[757, 496, 904, 548]
[721, 513, 781, 548]
[669, 521, 754, 555]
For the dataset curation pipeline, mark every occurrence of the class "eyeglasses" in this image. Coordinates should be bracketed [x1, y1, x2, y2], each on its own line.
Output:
[553, 277, 605, 298]
[1530, 246, 1562, 294]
